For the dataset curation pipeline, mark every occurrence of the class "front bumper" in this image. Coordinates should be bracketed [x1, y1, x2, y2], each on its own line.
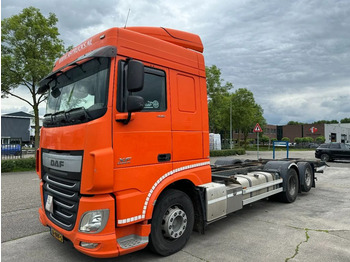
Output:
[39, 190, 150, 258]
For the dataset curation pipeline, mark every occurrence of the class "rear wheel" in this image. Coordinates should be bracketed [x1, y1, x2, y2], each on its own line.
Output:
[280, 168, 299, 203]
[149, 189, 194, 256]
[298, 162, 313, 192]
[320, 153, 330, 162]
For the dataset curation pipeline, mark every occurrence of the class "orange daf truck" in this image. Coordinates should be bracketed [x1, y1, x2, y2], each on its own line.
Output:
[37, 27, 326, 258]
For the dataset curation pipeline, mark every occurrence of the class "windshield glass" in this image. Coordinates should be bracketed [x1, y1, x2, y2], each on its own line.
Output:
[44, 57, 110, 127]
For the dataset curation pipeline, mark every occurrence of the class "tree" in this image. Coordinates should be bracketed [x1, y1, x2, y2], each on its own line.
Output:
[315, 136, 326, 144]
[206, 65, 233, 134]
[313, 120, 338, 124]
[301, 137, 313, 147]
[2, 7, 65, 148]
[231, 88, 266, 148]
[282, 137, 290, 142]
[260, 135, 269, 145]
[287, 121, 305, 125]
[340, 118, 350, 123]
[294, 137, 303, 144]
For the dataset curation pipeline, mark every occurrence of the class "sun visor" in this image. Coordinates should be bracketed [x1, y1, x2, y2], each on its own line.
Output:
[38, 46, 116, 94]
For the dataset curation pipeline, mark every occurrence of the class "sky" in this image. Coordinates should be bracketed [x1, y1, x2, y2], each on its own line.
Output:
[1, 0, 350, 125]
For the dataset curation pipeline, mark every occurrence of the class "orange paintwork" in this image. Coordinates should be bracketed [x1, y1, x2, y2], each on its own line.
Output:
[38, 27, 211, 258]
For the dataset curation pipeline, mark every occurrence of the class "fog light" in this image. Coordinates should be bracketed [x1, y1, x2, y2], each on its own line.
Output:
[80, 241, 99, 249]
[79, 209, 109, 233]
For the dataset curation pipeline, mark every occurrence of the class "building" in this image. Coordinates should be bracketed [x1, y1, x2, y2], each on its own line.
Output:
[280, 124, 325, 142]
[232, 123, 350, 144]
[1, 111, 43, 146]
[232, 124, 277, 143]
[325, 123, 350, 143]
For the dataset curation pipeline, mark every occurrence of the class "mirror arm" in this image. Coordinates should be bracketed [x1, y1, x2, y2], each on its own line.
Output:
[116, 112, 132, 125]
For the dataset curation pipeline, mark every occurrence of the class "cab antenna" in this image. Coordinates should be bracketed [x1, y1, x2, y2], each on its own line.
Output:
[124, 9, 131, 28]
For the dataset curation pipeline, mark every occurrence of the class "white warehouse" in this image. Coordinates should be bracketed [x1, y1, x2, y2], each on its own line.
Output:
[325, 123, 350, 143]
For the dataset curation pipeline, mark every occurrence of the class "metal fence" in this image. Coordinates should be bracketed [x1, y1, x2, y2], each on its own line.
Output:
[1, 138, 22, 160]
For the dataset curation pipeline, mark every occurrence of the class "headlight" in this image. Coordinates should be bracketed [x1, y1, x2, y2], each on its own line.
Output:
[79, 209, 109, 233]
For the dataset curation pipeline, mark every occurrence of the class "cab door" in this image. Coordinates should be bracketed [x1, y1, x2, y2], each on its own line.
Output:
[113, 58, 172, 182]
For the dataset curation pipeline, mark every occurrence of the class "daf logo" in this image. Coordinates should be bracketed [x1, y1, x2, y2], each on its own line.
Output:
[118, 157, 132, 165]
[51, 159, 64, 168]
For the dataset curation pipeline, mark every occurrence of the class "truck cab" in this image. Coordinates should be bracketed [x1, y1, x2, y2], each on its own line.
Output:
[37, 27, 212, 258]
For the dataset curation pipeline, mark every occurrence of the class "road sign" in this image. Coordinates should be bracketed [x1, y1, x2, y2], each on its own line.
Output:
[253, 123, 262, 133]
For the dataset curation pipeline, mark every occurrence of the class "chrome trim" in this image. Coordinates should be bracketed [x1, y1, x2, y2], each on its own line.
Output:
[46, 184, 76, 198]
[242, 179, 283, 194]
[54, 199, 74, 209]
[42, 152, 82, 173]
[243, 188, 284, 205]
[55, 210, 73, 219]
[49, 213, 72, 228]
[46, 175, 76, 189]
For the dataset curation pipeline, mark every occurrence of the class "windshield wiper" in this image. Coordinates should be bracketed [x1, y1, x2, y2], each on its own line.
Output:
[66, 107, 92, 122]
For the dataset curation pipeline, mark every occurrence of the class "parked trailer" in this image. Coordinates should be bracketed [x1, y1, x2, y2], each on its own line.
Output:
[36, 27, 327, 258]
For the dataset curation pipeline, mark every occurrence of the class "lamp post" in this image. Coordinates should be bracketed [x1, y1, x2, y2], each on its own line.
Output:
[230, 101, 232, 149]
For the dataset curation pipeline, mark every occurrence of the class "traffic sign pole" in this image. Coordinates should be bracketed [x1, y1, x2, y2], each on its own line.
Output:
[253, 123, 262, 160]
[257, 132, 259, 159]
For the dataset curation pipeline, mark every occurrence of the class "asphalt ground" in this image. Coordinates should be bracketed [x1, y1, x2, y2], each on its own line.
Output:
[2, 151, 350, 261]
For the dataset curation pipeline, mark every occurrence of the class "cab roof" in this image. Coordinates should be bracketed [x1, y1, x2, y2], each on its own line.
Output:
[125, 27, 204, 53]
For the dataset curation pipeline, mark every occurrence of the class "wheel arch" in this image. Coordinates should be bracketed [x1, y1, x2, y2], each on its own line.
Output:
[149, 178, 206, 234]
[143, 163, 210, 231]
[297, 161, 315, 190]
[263, 161, 300, 192]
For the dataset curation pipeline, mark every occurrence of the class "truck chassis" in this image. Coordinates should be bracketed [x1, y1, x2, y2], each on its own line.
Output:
[147, 158, 326, 256]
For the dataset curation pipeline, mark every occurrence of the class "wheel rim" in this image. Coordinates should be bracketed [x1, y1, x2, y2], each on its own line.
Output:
[321, 154, 329, 161]
[162, 206, 187, 240]
[305, 168, 312, 187]
[289, 176, 297, 196]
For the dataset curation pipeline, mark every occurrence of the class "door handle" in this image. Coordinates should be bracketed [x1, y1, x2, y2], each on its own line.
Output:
[158, 153, 171, 162]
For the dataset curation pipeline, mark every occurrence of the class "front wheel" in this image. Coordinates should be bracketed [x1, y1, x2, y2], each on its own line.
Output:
[148, 189, 194, 256]
[320, 153, 330, 162]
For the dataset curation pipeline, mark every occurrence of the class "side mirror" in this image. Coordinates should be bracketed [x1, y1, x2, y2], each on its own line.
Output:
[127, 96, 144, 112]
[127, 60, 144, 92]
[51, 87, 61, 98]
[38, 84, 50, 94]
[117, 96, 144, 125]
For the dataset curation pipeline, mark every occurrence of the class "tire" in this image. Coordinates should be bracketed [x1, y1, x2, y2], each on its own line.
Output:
[148, 189, 194, 256]
[280, 168, 299, 203]
[298, 162, 313, 192]
[320, 154, 330, 162]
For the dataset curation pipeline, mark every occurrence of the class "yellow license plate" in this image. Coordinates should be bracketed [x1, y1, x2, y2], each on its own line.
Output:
[50, 228, 64, 243]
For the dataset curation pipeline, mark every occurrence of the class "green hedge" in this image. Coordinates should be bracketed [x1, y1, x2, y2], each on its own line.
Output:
[1, 157, 36, 173]
[210, 148, 245, 157]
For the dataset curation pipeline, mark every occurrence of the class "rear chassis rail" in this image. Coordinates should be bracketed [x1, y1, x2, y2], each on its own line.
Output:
[211, 158, 327, 179]
[196, 158, 327, 225]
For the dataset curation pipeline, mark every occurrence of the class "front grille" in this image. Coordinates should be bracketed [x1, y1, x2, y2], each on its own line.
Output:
[42, 150, 83, 231]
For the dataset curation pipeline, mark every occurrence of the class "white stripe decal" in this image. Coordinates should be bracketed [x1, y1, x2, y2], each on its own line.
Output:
[117, 161, 210, 225]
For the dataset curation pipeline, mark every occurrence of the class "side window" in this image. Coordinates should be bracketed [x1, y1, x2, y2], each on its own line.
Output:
[330, 143, 340, 149]
[117, 60, 166, 112]
[139, 68, 166, 112]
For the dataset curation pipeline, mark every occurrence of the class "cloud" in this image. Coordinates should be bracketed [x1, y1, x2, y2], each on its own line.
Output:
[1, 0, 350, 123]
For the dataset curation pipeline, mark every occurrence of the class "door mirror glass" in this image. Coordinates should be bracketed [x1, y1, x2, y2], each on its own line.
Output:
[127, 60, 144, 92]
[127, 95, 145, 112]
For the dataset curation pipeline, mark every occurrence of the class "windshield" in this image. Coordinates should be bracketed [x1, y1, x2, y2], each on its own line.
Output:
[44, 57, 110, 127]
